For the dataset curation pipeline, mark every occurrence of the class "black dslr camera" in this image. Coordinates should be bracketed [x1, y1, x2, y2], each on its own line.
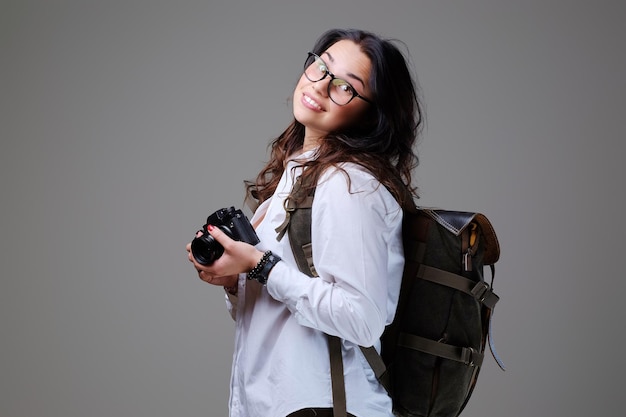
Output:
[191, 206, 260, 266]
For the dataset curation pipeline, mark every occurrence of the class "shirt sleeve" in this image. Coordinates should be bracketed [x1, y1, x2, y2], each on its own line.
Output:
[266, 166, 404, 347]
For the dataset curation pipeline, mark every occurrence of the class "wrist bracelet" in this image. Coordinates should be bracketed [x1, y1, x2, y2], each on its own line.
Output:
[247, 251, 271, 281]
[247, 250, 281, 285]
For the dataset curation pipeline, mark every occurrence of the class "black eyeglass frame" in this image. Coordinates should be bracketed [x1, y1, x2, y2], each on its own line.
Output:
[304, 52, 373, 106]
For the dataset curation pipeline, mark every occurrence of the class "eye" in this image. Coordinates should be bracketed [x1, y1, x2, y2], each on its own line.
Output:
[331, 79, 355, 95]
[315, 60, 328, 74]
[338, 83, 352, 93]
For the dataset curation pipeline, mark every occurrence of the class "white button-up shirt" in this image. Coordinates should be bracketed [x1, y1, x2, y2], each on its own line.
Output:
[226, 150, 404, 417]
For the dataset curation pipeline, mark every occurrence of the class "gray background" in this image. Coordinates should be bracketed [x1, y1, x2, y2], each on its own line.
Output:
[2, 1, 624, 416]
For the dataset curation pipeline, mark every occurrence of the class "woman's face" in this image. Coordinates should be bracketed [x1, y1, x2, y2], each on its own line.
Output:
[293, 39, 372, 142]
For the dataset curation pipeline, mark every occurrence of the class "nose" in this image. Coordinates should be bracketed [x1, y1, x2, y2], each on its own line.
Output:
[311, 74, 331, 98]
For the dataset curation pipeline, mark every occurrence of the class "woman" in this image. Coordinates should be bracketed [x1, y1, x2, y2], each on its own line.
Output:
[187, 28, 423, 417]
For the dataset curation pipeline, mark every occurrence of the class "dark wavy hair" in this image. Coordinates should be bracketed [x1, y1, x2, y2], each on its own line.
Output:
[250, 28, 424, 207]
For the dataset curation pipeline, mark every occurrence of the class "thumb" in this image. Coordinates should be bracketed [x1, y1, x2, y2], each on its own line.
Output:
[207, 224, 233, 246]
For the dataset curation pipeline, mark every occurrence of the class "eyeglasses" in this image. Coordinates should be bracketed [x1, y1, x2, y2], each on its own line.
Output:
[303, 52, 373, 106]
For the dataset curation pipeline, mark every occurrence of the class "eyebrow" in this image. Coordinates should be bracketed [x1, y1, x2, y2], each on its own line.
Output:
[323, 51, 366, 88]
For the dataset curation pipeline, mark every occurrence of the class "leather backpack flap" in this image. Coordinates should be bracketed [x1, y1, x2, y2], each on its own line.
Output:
[472, 213, 500, 266]
[422, 209, 500, 266]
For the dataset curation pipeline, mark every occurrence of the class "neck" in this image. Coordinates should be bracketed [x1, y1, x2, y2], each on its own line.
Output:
[302, 130, 323, 152]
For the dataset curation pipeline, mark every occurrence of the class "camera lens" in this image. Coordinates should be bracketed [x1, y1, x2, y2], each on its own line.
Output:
[190, 225, 232, 265]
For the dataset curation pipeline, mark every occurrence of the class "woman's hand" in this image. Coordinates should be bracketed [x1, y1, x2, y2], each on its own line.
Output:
[186, 225, 264, 287]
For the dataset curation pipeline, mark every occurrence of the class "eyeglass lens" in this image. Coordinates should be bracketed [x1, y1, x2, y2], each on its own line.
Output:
[304, 54, 358, 105]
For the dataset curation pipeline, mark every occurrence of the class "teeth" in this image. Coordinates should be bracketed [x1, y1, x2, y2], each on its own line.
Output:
[304, 94, 322, 110]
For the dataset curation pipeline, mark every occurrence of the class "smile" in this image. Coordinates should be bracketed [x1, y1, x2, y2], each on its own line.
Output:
[302, 94, 323, 111]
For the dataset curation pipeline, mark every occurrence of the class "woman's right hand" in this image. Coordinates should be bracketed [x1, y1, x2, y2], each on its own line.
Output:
[185, 240, 238, 288]
[186, 225, 263, 287]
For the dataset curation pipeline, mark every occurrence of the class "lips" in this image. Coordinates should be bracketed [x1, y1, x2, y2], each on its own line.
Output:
[302, 93, 324, 111]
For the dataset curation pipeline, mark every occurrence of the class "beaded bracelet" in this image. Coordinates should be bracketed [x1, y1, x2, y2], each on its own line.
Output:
[247, 251, 272, 281]
[247, 250, 281, 285]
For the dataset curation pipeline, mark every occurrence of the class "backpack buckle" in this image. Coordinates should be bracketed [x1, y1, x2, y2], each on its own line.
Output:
[462, 347, 484, 367]
[470, 281, 500, 309]
[466, 347, 476, 367]
[470, 281, 490, 302]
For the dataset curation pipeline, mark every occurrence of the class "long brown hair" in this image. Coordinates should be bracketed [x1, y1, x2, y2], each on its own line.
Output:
[250, 28, 424, 208]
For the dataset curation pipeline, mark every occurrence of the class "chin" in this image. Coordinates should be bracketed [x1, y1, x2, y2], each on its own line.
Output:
[292, 107, 313, 126]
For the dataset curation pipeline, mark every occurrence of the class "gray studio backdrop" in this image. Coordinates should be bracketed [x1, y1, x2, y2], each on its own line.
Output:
[2, 1, 624, 416]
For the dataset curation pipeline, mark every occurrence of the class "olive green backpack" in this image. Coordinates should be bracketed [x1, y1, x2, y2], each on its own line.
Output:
[272, 174, 506, 417]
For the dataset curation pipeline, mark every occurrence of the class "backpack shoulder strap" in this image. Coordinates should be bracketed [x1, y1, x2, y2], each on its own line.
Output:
[278, 172, 351, 416]
[328, 335, 348, 417]
[276, 173, 318, 277]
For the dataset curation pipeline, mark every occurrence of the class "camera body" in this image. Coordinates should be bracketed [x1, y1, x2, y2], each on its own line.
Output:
[191, 206, 260, 266]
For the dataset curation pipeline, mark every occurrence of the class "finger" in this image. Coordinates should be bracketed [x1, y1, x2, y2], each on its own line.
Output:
[206, 224, 233, 247]
[197, 269, 213, 283]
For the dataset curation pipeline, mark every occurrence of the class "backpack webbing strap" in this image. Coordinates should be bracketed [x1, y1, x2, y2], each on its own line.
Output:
[275, 175, 315, 239]
[417, 264, 500, 309]
[417, 263, 506, 371]
[398, 333, 485, 367]
[275, 175, 318, 277]
[329, 335, 347, 417]
[359, 346, 390, 392]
